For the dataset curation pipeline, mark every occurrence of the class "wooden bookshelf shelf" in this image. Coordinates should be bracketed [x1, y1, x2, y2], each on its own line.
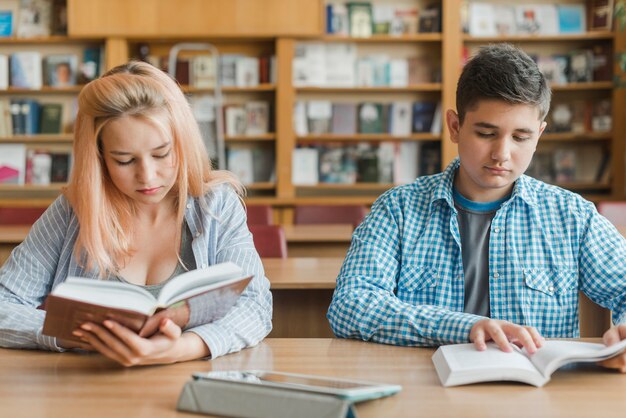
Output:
[541, 132, 612, 142]
[0, 184, 66, 192]
[296, 84, 442, 93]
[0, 86, 85, 94]
[320, 34, 443, 42]
[181, 84, 276, 94]
[463, 32, 615, 42]
[0, 134, 74, 143]
[550, 82, 614, 91]
[298, 183, 395, 191]
[0, 36, 104, 44]
[246, 182, 276, 190]
[297, 134, 441, 142]
[225, 134, 275, 142]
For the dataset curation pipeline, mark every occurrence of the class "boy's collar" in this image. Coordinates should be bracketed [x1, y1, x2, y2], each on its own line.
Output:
[431, 158, 537, 208]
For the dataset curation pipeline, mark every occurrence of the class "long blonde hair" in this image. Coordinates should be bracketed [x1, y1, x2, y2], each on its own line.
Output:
[64, 61, 242, 276]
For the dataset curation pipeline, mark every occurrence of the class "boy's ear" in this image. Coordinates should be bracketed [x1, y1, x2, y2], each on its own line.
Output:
[539, 120, 547, 136]
[446, 110, 461, 144]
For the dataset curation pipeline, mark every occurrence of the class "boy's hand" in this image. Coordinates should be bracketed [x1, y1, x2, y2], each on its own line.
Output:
[599, 324, 626, 372]
[470, 319, 545, 354]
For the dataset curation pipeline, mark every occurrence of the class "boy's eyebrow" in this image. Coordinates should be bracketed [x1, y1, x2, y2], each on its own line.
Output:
[109, 142, 171, 155]
[473, 122, 534, 134]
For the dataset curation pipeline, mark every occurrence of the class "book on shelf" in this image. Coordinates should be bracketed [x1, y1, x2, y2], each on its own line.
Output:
[419, 141, 440, 175]
[78, 47, 102, 84]
[388, 101, 412, 136]
[49, 151, 70, 183]
[307, 100, 332, 134]
[433, 340, 626, 387]
[418, 5, 441, 33]
[570, 99, 591, 134]
[227, 145, 254, 184]
[591, 99, 612, 132]
[16, 0, 51, 38]
[235, 56, 259, 88]
[0, 143, 26, 184]
[45, 54, 78, 87]
[394, 7, 418, 34]
[568, 50, 594, 83]
[590, 0, 614, 31]
[27, 149, 51, 185]
[554, 148, 576, 183]
[21, 98, 40, 134]
[50, 0, 67, 35]
[189, 95, 218, 164]
[325, 43, 356, 87]
[191, 55, 216, 89]
[407, 56, 435, 84]
[592, 44, 612, 82]
[557, 4, 586, 34]
[42, 262, 253, 343]
[219, 54, 242, 87]
[0, 98, 12, 136]
[331, 103, 357, 135]
[175, 59, 190, 86]
[537, 55, 569, 85]
[319, 144, 357, 184]
[394, 141, 419, 184]
[245, 101, 270, 136]
[358, 102, 385, 134]
[10, 51, 42, 89]
[494, 5, 516, 36]
[377, 142, 394, 183]
[388, 59, 408, 87]
[346, 2, 373, 38]
[371, 4, 393, 35]
[412, 102, 437, 133]
[0, 9, 13, 37]
[39, 102, 62, 134]
[0, 54, 7, 89]
[252, 146, 275, 184]
[548, 102, 574, 133]
[515, 5, 558, 35]
[292, 42, 326, 87]
[355, 144, 379, 183]
[293, 101, 308, 136]
[327, 3, 349, 35]
[526, 151, 555, 183]
[575, 145, 606, 183]
[468, 3, 497, 37]
[224, 105, 247, 137]
[292, 147, 319, 185]
[9, 99, 23, 134]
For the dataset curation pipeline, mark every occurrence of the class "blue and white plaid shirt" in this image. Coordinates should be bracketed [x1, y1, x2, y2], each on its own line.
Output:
[327, 158, 626, 346]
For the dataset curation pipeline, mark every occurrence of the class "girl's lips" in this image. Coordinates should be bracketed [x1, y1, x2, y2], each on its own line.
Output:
[137, 186, 161, 195]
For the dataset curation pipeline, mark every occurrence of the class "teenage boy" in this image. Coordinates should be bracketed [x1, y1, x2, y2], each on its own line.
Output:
[327, 44, 626, 371]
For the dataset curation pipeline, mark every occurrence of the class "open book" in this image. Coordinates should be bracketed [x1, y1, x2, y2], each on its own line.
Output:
[433, 339, 626, 387]
[42, 262, 252, 342]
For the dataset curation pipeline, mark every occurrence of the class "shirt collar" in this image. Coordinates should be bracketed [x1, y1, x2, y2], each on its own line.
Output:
[430, 157, 537, 209]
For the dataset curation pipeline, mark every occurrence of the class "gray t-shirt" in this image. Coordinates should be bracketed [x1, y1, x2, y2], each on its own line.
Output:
[453, 188, 509, 318]
[111, 221, 197, 298]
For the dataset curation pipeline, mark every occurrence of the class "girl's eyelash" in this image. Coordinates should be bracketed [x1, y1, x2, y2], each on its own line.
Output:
[155, 150, 171, 159]
[115, 159, 133, 166]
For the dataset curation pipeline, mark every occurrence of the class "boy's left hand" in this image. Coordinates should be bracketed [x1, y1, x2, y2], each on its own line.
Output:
[73, 318, 184, 367]
[599, 324, 626, 372]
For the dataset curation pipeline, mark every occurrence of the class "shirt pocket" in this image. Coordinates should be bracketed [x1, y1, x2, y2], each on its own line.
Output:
[397, 261, 440, 305]
[521, 267, 579, 337]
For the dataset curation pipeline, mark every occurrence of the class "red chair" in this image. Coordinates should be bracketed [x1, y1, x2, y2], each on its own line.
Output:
[294, 205, 368, 227]
[246, 205, 273, 226]
[597, 202, 626, 226]
[0, 207, 47, 225]
[249, 225, 287, 258]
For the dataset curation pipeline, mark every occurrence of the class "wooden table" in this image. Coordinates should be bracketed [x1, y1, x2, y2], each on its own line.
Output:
[283, 224, 352, 257]
[263, 257, 343, 338]
[2, 338, 626, 418]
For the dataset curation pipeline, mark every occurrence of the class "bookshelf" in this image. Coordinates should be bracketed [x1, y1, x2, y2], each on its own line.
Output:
[1, 0, 624, 221]
[0, 33, 105, 201]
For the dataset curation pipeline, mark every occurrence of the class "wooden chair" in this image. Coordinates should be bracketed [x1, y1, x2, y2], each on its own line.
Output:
[0, 207, 47, 225]
[249, 225, 287, 258]
[246, 205, 273, 226]
[597, 201, 626, 226]
[294, 205, 368, 227]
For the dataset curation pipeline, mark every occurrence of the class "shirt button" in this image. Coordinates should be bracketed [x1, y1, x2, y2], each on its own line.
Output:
[493, 272, 500, 278]
[548, 285, 554, 293]
[186, 203, 192, 209]
[201, 263, 207, 268]
[494, 227, 500, 233]
[195, 232, 201, 238]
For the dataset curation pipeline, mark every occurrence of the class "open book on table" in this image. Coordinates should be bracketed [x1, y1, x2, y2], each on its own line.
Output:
[42, 261, 252, 342]
[432, 339, 626, 387]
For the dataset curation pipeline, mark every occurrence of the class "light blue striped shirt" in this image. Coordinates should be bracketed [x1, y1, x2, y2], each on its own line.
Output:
[0, 185, 272, 359]
[327, 158, 626, 346]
